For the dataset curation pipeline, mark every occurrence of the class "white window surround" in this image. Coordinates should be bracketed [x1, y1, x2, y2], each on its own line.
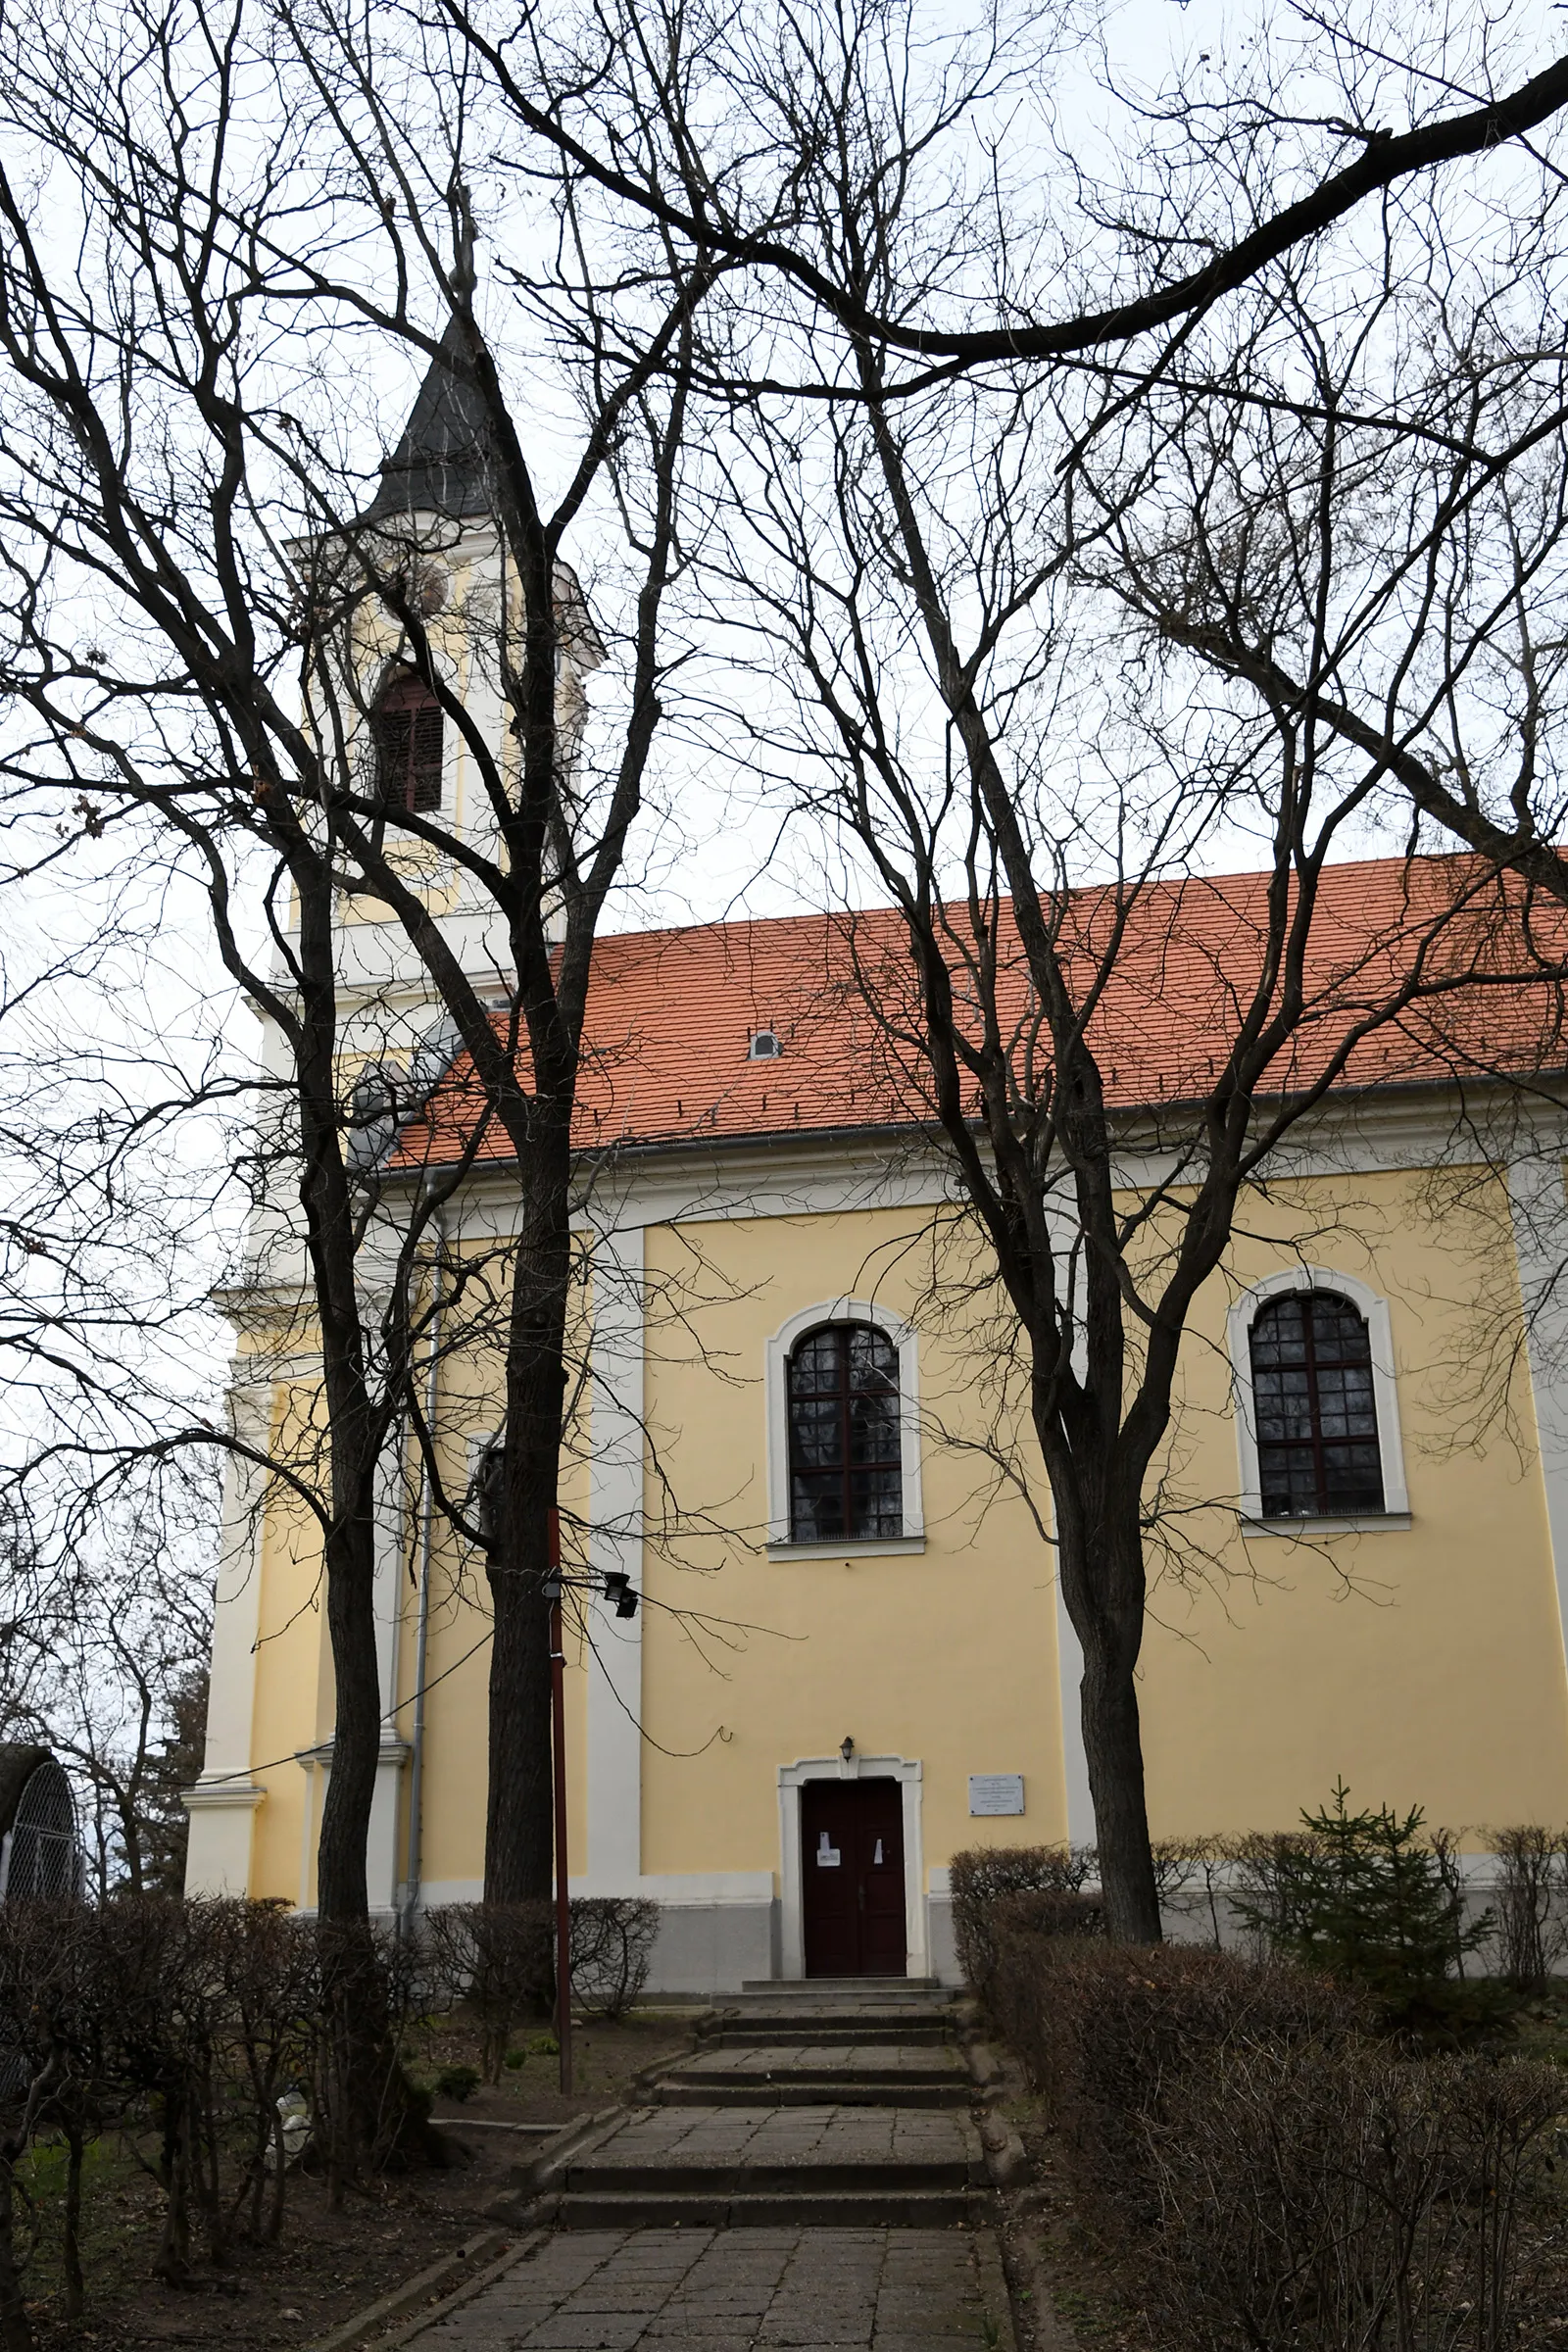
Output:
[764, 1298, 924, 1556]
[1227, 1267, 1410, 1534]
[777, 1754, 926, 1981]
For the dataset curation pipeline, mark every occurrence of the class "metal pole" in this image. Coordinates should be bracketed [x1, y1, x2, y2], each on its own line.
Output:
[549, 1510, 571, 2097]
[403, 1206, 446, 1935]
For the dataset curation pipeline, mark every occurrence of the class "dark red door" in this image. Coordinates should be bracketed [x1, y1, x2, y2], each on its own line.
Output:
[801, 1778, 906, 1977]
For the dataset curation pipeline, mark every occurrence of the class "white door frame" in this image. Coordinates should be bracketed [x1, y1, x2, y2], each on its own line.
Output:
[777, 1754, 925, 1981]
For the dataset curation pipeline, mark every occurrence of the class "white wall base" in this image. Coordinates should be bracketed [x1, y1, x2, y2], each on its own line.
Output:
[181, 1784, 263, 1895]
[926, 1889, 960, 1985]
[398, 1870, 964, 1994]
[645, 1901, 777, 1992]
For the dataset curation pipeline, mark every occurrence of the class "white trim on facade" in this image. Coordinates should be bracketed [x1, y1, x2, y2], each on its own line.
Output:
[583, 1223, 647, 1893]
[454, 1229, 651, 1899]
[182, 1378, 271, 1896]
[182, 1783, 264, 1811]
[369, 1436, 409, 1909]
[766, 1537, 926, 1560]
[435, 1080, 1536, 1247]
[776, 1753, 926, 1982]
[764, 1298, 924, 1550]
[1240, 1512, 1413, 1538]
[1226, 1265, 1410, 1526]
[1507, 1136, 1568, 1691]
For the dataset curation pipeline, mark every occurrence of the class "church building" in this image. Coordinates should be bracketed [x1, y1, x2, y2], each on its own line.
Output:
[181, 343, 1568, 1988]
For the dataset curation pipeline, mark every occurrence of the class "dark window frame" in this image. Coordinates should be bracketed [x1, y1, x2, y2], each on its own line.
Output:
[1250, 1290, 1385, 1518]
[370, 666, 444, 813]
[786, 1321, 903, 1543]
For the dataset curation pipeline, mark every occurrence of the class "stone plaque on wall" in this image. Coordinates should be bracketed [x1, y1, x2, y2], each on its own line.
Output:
[967, 1774, 1025, 1817]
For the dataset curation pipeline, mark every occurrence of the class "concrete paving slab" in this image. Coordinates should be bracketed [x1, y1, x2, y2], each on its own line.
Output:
[399, 2228, 1010, 2351]
[569, 2105, 981, 2190]
[681, 2046, 962, 2079]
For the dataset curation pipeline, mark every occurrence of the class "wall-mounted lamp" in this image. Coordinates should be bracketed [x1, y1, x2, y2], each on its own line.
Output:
[840, 1735, 856, 1763]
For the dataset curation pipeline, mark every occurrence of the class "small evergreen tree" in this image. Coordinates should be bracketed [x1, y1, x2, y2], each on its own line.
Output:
[140, 1668, 210, 1899]
[1235, 1783, 1502, 2039]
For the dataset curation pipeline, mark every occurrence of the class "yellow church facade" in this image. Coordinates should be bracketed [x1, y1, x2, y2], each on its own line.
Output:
[183, 906, 1568, 1986]
[178, 340, 1568, 1987]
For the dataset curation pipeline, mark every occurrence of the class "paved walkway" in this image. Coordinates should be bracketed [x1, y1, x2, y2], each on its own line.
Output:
[569, 2103, 977, 2181]
[400, 1983, 1015, 2351]
[410, 2225, 1008, 2351]
[677, 2045, 963, 2082]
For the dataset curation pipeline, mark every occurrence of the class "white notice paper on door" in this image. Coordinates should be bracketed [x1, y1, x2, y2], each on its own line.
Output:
[968, 1774, 1025, 1817]
[815, 1830, 842, 1866]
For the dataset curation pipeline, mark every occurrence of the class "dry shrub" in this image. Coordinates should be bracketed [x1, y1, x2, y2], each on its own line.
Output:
[569, 1896, 660, 2020]
[989, 1934, 1367, 2231]
[949, 1843, 1096, 2002]
[421, 1902, 553, 2082]
[992, 1888, 1103, 1943]
[1227, 1828, 1321, 1956]
[0, 1896, 97, 2339]
[420, 1894, 661, 2068]
[1147, 2039, 1565, 2352]
[1487, 1826, 1568, 1990]
[97, 1897, 341, 2271]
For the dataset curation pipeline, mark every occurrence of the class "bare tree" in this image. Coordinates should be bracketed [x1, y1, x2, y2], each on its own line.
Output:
[615, 0, 1568, 1938]
[0, 0, 712, 1936]
[0, 1472, 216, 1898]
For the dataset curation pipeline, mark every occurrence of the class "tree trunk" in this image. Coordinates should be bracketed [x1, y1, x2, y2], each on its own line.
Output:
[152, 2087, 191, 2285]
[0, 2146, 32, 2352]
[61, 2111, 84, 2320]
[484, 1549, 554, 1902]
[484, 1147, 570, 1903]
[314, 1513, 380, 1924]
[1056, 1481, 1163, 1944]
[1078, 1635, 1161, 1943]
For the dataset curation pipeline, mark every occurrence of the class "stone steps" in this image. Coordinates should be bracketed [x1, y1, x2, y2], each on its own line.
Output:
[519, 1984, 992, 2237]
[737, 1977, 947, 1993]
[536, 2100, 989, 2232]
[653, 2075, 974, 2108]
[564, 2157, 982, 2195]
[708, 2017, 953, 2047]
[554, 2184, 988, 2229]
[656, 2042, 972, 2111]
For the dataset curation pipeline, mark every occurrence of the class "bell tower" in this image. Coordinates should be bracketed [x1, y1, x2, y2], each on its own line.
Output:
[328, 319, 604, 1060]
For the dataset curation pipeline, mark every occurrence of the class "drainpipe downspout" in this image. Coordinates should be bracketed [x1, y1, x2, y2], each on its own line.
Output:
[402, 1205, 446, 1935]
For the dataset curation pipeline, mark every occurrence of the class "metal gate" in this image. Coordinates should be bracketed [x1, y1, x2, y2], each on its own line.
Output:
[0, 1752, 79, 1900]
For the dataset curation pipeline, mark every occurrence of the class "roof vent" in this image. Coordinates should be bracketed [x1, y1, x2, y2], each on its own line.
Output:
[748, 1029, 782, 1060]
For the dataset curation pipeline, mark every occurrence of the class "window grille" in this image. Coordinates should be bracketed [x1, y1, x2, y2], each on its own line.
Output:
[1250, 1292, 1384, 1516]
[787, 1323, 902, 1541]
[1, 1759, 77, 1901]
[370, 667, 444, 812]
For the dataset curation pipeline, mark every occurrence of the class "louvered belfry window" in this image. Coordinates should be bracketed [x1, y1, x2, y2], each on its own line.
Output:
[1250, 1292, 1384, 1517]
[370, 667, 443, 812]
[787, 1323, 903, 1541]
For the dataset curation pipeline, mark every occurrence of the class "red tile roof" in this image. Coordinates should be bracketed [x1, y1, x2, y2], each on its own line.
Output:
[389, 856, 1568, 1172]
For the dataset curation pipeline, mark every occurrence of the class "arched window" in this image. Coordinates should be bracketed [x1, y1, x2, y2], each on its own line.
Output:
[370, 666, 443, 812]
[1249, 1292, 1384, 1518]
[0, 1752, 78, 1901]
[787, 1323, 903, 1543]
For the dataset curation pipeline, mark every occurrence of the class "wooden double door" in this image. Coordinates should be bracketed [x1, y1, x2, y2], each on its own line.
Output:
[801, 1777, 907, 1978]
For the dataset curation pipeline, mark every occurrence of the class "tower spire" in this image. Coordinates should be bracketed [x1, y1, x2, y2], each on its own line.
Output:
[360, 315, 493, 525]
